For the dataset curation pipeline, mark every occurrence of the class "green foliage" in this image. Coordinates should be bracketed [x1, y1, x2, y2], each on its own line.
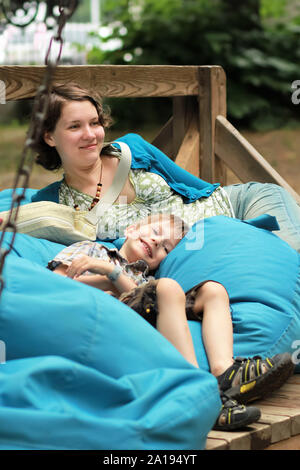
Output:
[87, 0, 300, 130]
[69, 0, 92, 23]
[86, 46, 105, 64]
[260, 0, 287, 20]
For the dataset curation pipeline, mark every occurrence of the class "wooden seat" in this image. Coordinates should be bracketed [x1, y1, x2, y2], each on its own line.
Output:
[1, 64, 300, 450]
[0, 64, 299, 204]
[206, 375, 300, 450]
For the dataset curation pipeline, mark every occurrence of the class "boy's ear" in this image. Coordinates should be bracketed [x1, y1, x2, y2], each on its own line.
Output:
[43, 131, 55, 147]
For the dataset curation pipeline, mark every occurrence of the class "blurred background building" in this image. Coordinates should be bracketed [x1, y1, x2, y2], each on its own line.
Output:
[0, 0, 299, 193]
[0, 0, 101, 64]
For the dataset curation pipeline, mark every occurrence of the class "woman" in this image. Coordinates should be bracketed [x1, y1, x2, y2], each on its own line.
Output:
[31, 83, 300, 252]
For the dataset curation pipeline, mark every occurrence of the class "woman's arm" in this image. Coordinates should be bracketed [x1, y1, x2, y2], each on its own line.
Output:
[66, 255, 137, 294]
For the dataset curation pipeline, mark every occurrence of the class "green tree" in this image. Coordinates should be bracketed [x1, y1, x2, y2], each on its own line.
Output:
[89, 0, 300, 130]
[70, 0, 91, 23]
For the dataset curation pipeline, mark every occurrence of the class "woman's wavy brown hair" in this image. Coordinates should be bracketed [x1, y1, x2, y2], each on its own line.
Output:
[32, 83, 113, 171]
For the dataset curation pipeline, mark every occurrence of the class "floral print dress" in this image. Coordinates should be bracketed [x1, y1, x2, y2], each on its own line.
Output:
[59, 167, 234, 240]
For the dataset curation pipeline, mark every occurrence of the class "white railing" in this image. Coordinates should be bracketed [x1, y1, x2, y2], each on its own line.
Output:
[0, 22, 101, 65]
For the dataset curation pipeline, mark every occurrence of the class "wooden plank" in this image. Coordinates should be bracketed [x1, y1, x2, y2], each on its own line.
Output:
[172, 97, 188, 159]
[207, 429, 252, 450]
[151, 117, 174, 159]
[258, 412, 291, 443]
[277, 383, 300, 392]
[210, 423, 272, 450]
[206, 376, 300, 450]
[258, 405, 300, 436]
[265, 434, 300, 450]
[207, 422, 281, 450]
[248, 422, 272, 449]
[258, 386, 300, 409]
[205, 437, 228, 450]
[0, 65, 200, 100]
[215, 115, 300, 204]
[286, 375, 300, 385]
[198, 66, 227, 185]
[175, 112, 200, 177]
[258, 392, 300, 408]
[206, 413, 298, 450]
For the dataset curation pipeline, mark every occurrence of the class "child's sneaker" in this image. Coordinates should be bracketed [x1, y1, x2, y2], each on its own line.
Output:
[217, 352, 294, 404]
[213, 392, 261, 431]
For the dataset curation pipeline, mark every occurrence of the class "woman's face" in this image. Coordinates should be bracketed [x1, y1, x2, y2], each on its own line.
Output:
[44, 100, 105, 170]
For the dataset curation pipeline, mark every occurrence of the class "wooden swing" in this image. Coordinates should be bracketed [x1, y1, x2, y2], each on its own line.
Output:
[0, 64, 299, 204]
[0, 64, 300, 450]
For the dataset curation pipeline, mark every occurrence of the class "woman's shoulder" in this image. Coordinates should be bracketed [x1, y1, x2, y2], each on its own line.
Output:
[113, 133, 148, 149]
[114, 133, 144, 143]
[113, 133, 162, 163]
[31, 179, 63, 203]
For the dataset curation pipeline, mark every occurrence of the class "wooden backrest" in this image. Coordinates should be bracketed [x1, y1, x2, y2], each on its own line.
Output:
[0, 64, 299, 203]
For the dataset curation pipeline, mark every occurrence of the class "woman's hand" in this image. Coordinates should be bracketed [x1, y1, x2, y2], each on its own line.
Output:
[66, 255, 115, 279]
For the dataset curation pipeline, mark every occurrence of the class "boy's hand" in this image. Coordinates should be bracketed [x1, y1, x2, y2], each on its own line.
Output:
[66, 255, 115, 279]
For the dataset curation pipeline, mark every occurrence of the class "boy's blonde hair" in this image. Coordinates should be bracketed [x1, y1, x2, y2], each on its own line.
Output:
[136, 213, 190, 241]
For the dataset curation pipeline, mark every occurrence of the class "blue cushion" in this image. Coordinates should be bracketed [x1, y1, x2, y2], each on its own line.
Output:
[0, 232, 220, 449]
[0, 188, 36, 210]
[0, 353, 218, 450]
[157, 215, 300, 372]
[2, 185, 300, 449]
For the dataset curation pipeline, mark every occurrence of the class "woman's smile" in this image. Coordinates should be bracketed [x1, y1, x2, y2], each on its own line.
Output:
[79, 143, 98, 150]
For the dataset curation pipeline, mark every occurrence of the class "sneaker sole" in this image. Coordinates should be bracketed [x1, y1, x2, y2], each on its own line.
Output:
[213, 407, 261, 431]
[224, 352, 295, 405]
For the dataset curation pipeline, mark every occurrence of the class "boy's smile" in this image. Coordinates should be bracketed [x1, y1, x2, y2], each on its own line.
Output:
[120, 219, 180, 270]
[140, 239, 152, 257]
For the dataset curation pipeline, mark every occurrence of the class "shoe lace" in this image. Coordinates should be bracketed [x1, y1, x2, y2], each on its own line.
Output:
[219, 390, 240, 408]
[235, 355, 263, 364]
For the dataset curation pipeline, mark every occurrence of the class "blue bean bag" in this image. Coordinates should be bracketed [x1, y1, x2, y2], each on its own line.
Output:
[157, 215, 300, 373]
[1, 187, 300, 450]
[0, 189, 220, 450]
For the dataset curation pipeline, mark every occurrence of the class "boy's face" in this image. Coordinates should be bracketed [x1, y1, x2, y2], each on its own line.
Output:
[121, 219, 180, 270]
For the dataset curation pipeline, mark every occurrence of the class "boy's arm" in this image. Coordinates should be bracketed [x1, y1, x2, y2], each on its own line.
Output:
[107, 265, 138, 294]
[66, 255, 137, 294]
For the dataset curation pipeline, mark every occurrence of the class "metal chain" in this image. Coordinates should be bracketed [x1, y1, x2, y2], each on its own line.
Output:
[0, 0, 78, 298]
[0, 1, 40, 29]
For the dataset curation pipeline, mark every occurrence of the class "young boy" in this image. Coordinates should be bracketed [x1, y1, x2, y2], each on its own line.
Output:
[47, 212, 294, 431]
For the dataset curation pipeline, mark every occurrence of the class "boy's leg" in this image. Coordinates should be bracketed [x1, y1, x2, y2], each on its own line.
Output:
[156, 278, 199, 368]
[191, 281, 234, 376]
[121, 278, 199, 367]
[191, 281, 295, 404]
[157, 279, 261, 430]
[121, 279, 261, 430]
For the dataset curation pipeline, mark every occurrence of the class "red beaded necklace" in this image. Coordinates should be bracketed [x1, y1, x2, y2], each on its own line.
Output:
[64, 162, 103, 212]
